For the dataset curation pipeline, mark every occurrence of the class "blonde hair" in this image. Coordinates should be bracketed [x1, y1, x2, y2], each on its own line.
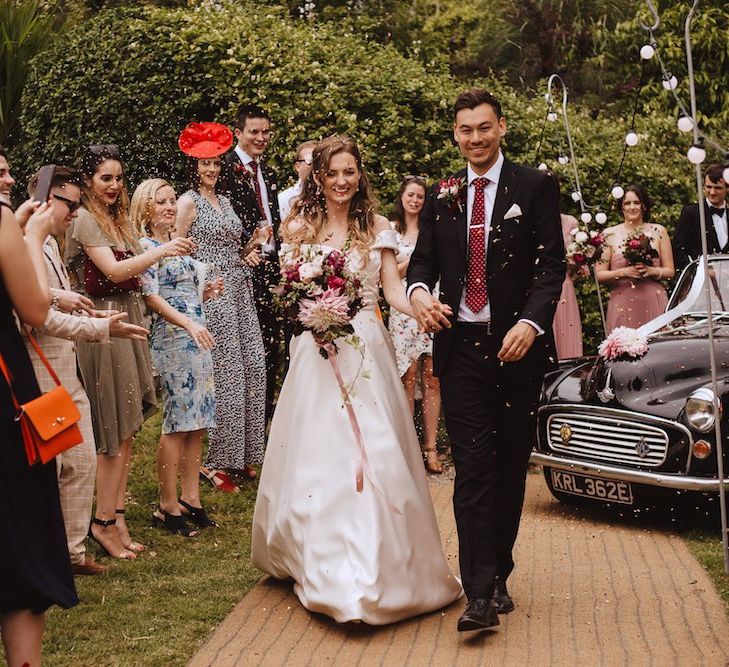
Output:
[130, 178, 173, 237]
[284, 135, 378, 257]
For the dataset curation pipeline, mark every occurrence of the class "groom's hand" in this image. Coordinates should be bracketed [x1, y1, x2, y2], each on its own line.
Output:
[498, 321, 537, 362]
[411, 288, 452, 333]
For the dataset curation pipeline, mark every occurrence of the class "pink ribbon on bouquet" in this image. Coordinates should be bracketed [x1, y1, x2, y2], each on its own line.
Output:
[321, 342, 401, 515]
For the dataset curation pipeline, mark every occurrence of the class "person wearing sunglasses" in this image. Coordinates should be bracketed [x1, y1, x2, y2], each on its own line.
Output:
[277, 140, 317, 223]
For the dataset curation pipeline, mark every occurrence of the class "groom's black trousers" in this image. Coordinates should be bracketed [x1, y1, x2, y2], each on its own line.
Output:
[439, 322, 545, 602]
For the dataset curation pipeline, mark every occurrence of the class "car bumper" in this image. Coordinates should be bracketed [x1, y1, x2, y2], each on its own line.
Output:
[530, 451, 728, 491]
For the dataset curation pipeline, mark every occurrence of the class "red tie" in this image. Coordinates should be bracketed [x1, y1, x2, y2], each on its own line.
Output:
[465, 177, 489, 314]
[248, 161, 266, 219]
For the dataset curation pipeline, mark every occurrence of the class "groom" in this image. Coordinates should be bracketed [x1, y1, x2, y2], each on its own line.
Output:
[407, 89, 564, 631]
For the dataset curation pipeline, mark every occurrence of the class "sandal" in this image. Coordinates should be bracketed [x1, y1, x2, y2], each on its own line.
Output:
[152, 508, 198, 537]
[116, 509, 145, 552]
[423, 449, 444, 474]
[88, 517, 136, 560]
[179, 498, 216, 528]
[199, 466, 240, 493]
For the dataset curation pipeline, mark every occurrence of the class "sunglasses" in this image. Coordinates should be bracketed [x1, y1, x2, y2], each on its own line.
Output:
[296, 157, 313, 165]
[403, 174, 426, 182]
[88, 144, 120, 157]
[51, 192, 81, 214]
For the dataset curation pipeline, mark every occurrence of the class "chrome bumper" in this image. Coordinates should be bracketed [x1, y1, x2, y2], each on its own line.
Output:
[530, 451, 729, 491]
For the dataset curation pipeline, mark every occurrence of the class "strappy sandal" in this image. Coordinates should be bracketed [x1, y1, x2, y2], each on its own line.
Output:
[116, 509, 145, 552]
[88, 517, 136, 560]
[199, 466, 240, 493]
[423, 449, 444, 474]
[178, 498, 217, 528]
[152, 508, 198, 537]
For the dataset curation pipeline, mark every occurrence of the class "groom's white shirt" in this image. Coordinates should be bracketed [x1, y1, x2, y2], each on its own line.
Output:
[234, 145, 273, 226]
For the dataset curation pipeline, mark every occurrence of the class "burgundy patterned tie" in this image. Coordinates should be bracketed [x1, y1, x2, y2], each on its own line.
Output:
[465, 177, 489, 313]
[248, 160, 266, 219]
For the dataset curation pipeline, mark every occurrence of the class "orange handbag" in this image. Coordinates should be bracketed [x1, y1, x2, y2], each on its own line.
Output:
[0, 334, 82, 466]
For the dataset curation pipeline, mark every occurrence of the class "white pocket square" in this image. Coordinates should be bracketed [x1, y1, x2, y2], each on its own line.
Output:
[504, 204, 522, 220]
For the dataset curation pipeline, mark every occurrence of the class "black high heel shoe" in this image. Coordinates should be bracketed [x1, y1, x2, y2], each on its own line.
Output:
[152, 508, 198, 537]
[178, 498, 216, 528]
[88, 517, 135, 560]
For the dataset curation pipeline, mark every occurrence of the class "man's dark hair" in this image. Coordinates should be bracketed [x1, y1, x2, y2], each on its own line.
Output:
[453, 89, 503, 121]
[235, 104, 271, 130]
[27, 165, 82, 195]
[706, 163, 725, 184]
[0, 145, 6, 159]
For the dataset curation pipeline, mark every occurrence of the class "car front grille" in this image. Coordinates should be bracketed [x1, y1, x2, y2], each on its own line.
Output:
[546, 410, 669, 467]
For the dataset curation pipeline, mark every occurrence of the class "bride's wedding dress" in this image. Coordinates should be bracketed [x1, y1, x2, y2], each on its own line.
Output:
[251, 229, 463, 625]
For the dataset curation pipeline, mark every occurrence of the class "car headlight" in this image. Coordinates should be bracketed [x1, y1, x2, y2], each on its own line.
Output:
[685, 388, 719, 433]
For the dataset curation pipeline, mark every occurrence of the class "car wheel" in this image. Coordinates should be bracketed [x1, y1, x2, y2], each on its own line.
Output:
[542, 467, 589, 506]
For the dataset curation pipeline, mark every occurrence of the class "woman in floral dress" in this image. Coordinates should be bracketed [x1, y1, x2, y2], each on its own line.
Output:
[387, 176, 443, 474]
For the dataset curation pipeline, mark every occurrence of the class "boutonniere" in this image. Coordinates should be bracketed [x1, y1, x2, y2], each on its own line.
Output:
[233, 162, 255, 184]
[436, 176, 467, 212]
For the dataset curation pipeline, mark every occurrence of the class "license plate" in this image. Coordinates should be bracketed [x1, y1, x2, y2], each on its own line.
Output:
[550, 469, 634, 505]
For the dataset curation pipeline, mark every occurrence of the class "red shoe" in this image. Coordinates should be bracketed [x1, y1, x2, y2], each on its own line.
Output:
[199, 466, 240, 493]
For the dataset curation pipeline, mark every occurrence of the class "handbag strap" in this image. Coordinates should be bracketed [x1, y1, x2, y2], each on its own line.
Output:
[0, 349, 22, 413]
[25, 332, 63, 387]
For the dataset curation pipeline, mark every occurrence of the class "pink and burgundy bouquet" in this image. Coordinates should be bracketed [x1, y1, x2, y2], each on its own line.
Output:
[566, 222, 605, 268]
[622, 232, 658, 266]
[272, 246, 364, 356]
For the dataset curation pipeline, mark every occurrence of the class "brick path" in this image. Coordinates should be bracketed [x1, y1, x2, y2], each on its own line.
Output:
[190, 475, 729, 666]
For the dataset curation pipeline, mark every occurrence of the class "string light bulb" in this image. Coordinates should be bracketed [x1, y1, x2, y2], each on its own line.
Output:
[538, 162, 548, 171]
[677, 115, 694, 133]
[625, 132, 639, 147]
[558, 155, 569, 165]
[547, 111, 558, 122]
[687, 142, 706, 165]
[662, 73, 678, 90]
[580, 212, 593, 223]
[611, 185, 625, 199]
[595, 212, 608, 225]
[571, 191, 582, 202]
[640, 44, 656, 60]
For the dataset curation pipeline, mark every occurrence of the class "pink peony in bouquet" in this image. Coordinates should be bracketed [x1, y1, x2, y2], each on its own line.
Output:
[566, 221, 604, 268]
[622, 232, 658, 266]
[598, 326, 649, 362]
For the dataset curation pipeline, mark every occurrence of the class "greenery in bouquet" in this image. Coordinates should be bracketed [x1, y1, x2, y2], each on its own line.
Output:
[272, 246, 364, 357]
[566, 222, 604, 269]
[622, 232, 659, 266]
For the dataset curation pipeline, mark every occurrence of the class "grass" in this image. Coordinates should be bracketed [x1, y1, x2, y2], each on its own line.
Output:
[685, 529, 729, 611]
[40, 412, 262, 667]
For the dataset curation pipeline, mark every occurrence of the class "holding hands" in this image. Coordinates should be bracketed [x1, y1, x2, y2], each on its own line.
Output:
[410, 288, 453, 333]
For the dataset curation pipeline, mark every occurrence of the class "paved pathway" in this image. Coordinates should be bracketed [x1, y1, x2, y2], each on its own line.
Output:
[190, 474, 729, 666]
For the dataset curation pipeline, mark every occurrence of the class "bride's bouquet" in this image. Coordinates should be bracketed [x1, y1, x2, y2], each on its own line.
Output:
[273, 246, 364, 357]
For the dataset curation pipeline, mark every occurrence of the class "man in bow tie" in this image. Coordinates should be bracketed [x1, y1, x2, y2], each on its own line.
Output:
[407, 89, 565, 632]
[674, 164, 728, 271]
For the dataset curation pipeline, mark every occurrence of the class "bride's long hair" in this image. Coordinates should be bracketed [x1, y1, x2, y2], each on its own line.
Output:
[283, 136, 378, 256]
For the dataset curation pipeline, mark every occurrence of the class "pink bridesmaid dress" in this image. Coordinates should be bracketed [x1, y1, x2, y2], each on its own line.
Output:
[606, 249, 668, 332]
[553, 214, 584, 359]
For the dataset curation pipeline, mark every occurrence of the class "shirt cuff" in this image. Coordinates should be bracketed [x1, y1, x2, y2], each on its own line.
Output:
[519, 318, 544, 336]
[406, 282, 430, 303]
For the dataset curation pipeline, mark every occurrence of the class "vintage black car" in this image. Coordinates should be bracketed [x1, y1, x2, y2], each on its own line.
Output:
[532, 256, 729, 507]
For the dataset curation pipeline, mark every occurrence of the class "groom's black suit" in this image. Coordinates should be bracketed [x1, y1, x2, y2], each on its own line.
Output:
[407, 158, 564, 601]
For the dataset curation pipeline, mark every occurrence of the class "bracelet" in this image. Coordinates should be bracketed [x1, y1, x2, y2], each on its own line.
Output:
[50, 290, 60, 310]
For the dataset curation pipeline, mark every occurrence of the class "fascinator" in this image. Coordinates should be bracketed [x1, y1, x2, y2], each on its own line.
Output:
[178, 122, 233, 159]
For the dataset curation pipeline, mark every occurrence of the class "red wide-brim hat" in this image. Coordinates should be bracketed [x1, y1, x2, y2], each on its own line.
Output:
[178, 122, 233, 158]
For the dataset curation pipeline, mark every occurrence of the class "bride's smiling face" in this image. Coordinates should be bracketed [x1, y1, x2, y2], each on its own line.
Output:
[320, 151, 360, 206]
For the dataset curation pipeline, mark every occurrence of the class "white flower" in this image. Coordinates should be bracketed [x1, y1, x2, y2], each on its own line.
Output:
[590, 230, 599, 238]
[574, 231, 588, 244]
[449, 185, 459, 196]
[569, 228, 578, 236]
[585, 245, 596, 258]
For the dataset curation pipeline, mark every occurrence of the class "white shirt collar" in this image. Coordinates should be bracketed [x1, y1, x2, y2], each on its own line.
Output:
[707, 197, 726, 212]
[235, 145, 254, 166]
[467, 151, 504, 186]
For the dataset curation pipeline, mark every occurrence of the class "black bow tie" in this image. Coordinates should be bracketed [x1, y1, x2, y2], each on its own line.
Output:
[710, 206, 726, 218]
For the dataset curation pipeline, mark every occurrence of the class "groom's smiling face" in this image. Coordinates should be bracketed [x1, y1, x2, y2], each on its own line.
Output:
[453, 103, 506, 174]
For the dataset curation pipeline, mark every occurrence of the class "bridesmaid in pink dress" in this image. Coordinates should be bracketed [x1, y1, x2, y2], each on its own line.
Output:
[596, 184, 675, 332]
[553, 214, 584, 359]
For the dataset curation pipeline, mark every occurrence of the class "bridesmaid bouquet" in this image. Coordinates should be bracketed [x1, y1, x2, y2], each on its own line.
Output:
[598, 326, 649, 362]
[273, 246, 364, 356]
[622, 232, 658, 266]
[566, 222, 604, 268]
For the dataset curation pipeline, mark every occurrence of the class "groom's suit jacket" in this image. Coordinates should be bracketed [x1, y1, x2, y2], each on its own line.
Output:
[407, 158, 565, 376]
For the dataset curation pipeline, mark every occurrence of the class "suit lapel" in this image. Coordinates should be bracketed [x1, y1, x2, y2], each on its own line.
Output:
[447, 168, 468, 263]
[488, 160, 519, 260]
[703, 201, 722, 250]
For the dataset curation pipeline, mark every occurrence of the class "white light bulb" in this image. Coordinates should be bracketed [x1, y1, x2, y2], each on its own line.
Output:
[625, 132, 639, 147]
[723, 166, 729, 183]
[611, 185, 625, 199]
[544, 93, 552, 103]
[558, 155, 569, 165]
[687, 145, 706, 164]
[547, 111, 558, 122]
[537, 162, 548, 171]
[677, 115, 694, 133]
[571, 191, 581, 202]
[580, 212, 593, 223]
[662, 75, 678, 90]
[640, 44, 655, 60]
[595, 212, 608, 225]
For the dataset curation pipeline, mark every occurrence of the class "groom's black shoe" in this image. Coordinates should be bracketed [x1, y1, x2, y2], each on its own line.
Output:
[457, 598, 500, 632]
[493, 576, 515, 614]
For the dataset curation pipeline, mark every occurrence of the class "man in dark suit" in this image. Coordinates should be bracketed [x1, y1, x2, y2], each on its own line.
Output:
[674, 164, 728, 272]
[220, 104, 282, 423]
[407, 89, 564, 632]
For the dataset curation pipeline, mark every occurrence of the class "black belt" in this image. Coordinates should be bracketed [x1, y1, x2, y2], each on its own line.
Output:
[454, 320, 492, 335]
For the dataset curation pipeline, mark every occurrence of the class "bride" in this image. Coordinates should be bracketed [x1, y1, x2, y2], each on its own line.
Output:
[251, 136, 463, 624]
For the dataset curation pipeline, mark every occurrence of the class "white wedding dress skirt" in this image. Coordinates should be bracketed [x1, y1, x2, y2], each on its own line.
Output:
[251, 236, 463, 625]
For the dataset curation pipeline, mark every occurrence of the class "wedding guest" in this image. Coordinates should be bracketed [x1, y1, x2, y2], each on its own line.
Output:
[596, 184, 674, 332]
[0, 145, 16, 204]
[220, 104, 283, 425]
[553, 213, 584, 359]
[277, 140, 317, 222]
[176, 122, 267, 487]
[66, 145, 194, 559]
[1, 198, 78, 666]
[387, 175, 443, 474]
[24, 166, 147, 576]
[133, 178, 221, 535]
[674, 164, 728, 271]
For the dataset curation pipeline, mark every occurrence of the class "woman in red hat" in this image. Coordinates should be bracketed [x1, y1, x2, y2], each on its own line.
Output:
[175, 123, 268, 491]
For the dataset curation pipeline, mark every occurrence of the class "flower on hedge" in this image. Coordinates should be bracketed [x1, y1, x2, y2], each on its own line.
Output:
[298, 289, 351, 332]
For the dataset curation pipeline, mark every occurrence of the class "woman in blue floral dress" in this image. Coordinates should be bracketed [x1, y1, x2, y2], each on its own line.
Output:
[133, 179, 221, 536]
